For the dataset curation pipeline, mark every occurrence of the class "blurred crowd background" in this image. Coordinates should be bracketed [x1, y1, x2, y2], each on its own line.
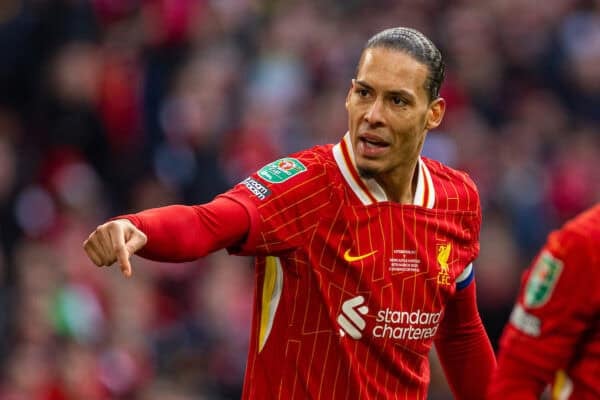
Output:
[0, 0, 599, 398]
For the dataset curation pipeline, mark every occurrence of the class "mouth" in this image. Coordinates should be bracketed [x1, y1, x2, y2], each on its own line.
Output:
[358, 133, 390, 153]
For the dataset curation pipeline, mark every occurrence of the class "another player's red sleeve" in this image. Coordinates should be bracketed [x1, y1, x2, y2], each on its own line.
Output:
[488, 227, 597, 399]
[488, 348, 546, 399]
[118, 196, 250, 262]
[434, 280, 497, 400]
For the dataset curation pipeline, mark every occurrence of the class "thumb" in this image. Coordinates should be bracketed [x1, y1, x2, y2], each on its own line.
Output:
[125, 229, 148, 254]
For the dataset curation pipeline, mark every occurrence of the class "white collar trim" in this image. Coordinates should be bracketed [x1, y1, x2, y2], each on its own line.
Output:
[332, 132, 435, 208]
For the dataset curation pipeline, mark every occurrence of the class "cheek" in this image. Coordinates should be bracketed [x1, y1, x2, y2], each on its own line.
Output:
[389, 115, 415, 134]
[347, 106, 362, 124]
[421, 111, 430, 129]
[397, 112, 427, 133]
[390, 118, 425, 147]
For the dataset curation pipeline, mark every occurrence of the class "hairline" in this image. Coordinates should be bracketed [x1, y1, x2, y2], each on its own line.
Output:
[356, 45, 438, 103]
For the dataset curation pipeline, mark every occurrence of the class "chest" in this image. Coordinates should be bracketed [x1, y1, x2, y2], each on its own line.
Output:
[308, 203, 478, 309]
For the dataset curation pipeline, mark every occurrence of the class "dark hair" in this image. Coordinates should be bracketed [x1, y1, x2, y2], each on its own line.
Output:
[363, 27, 445, 101]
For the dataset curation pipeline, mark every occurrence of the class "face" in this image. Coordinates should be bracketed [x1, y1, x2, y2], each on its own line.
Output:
[345, 47, 445, 181]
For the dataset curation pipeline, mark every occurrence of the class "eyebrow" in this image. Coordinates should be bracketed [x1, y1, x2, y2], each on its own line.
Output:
[354, 79, 416, 102]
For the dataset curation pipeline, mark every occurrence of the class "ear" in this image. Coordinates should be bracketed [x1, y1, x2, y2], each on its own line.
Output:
[345, 79, 355, 110]
[425, 97, 446, 130]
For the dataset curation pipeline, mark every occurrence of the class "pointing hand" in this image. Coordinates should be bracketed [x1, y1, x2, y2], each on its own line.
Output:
[83, 219, 148, 277]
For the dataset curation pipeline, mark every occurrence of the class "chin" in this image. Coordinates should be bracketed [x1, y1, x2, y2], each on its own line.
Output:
[357, 165, 379, 180]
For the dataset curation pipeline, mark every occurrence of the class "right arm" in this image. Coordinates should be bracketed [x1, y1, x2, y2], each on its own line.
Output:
[83, 196, 250, 276]
[84, 150, 327, 276]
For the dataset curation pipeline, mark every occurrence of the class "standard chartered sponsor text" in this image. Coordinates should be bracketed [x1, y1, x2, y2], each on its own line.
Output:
[372, 308, 442, 340]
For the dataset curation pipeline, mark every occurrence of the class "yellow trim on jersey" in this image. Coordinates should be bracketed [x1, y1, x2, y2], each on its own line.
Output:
[552, 370, 573, 400]
[259, 256, 283, 352]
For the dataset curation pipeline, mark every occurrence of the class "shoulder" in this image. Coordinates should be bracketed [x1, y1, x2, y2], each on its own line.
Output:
[529, 206, 600, 310]
[244, 144, 338, 199]
[289, 144, 337, 172]
[563, 204, 600, 239]
[258, 144, 336, 183]
[226, 144, 339, 219]
[548, 205, 600, 260]
[421, 157, 480, 213]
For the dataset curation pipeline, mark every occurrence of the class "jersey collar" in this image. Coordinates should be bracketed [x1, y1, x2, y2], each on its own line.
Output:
[332, 132, 435, 208]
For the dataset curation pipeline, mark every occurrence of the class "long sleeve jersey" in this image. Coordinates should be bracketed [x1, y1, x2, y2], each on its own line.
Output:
[489, 204, 600, 399]
[123, 133, 495, 399]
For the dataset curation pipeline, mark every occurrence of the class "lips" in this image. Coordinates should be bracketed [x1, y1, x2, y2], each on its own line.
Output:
[357, 133, 390, 157]
[359, 133, 389, 148]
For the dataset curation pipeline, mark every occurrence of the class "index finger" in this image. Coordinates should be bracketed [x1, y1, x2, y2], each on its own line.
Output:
[116, 245, 132, 277]
[107, 223, 133, 277]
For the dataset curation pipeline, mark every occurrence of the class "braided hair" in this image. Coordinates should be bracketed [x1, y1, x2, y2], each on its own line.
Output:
[363, 27, 445, 101]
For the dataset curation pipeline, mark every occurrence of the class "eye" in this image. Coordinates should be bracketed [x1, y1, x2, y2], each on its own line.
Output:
[391, 96, 407, 106]
[357, 88, 369, 97]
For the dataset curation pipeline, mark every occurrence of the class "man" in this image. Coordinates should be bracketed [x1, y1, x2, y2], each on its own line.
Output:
[84, 27, 496, 399]
[489, 204, 600, 399]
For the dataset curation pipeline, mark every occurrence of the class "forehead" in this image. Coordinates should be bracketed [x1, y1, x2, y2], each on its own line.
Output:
[357, 47, 429, 95]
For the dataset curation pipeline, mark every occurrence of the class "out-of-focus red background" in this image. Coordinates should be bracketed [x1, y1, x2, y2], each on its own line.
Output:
[0, 0, 598, 398]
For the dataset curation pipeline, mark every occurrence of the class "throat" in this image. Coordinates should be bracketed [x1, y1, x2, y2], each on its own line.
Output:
[360, 167, 418, 204]
[386, 186, 414, 204]
[357, 167, 376, 180]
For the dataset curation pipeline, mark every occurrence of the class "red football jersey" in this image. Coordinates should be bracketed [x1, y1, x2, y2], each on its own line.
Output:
[491, 204, 600, 399]
[222, 133, 482, 399]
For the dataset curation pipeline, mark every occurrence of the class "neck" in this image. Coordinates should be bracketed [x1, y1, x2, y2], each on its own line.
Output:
[371, 159, 419, 204]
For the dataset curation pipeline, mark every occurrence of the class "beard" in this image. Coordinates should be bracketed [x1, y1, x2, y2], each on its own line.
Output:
[357, 166, 377, 180]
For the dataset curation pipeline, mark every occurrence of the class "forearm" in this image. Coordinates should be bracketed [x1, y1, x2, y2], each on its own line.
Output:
[118, 197, 250, 262]
[434, 282, 496, 400]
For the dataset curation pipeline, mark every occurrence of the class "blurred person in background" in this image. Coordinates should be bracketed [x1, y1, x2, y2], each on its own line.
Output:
[488, 203, 600, 399]
[83, 27, 496, 399]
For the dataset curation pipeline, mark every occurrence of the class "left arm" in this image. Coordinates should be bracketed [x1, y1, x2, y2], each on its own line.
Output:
[434, 280, 497, 400]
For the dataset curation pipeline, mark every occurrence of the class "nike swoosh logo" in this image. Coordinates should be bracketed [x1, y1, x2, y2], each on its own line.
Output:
[343, 249, 378, 262]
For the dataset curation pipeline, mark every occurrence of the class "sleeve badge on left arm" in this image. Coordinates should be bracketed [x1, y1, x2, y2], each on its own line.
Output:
[258, 158, 307, 183]
[523, 251, 563, 308]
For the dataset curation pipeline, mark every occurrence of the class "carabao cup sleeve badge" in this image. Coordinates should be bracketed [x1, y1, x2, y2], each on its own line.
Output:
[524, 251, 563, 308]
[258, 158, 307, 183]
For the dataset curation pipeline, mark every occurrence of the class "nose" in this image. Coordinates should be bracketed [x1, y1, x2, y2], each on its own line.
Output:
[364, 97, 385, 126]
